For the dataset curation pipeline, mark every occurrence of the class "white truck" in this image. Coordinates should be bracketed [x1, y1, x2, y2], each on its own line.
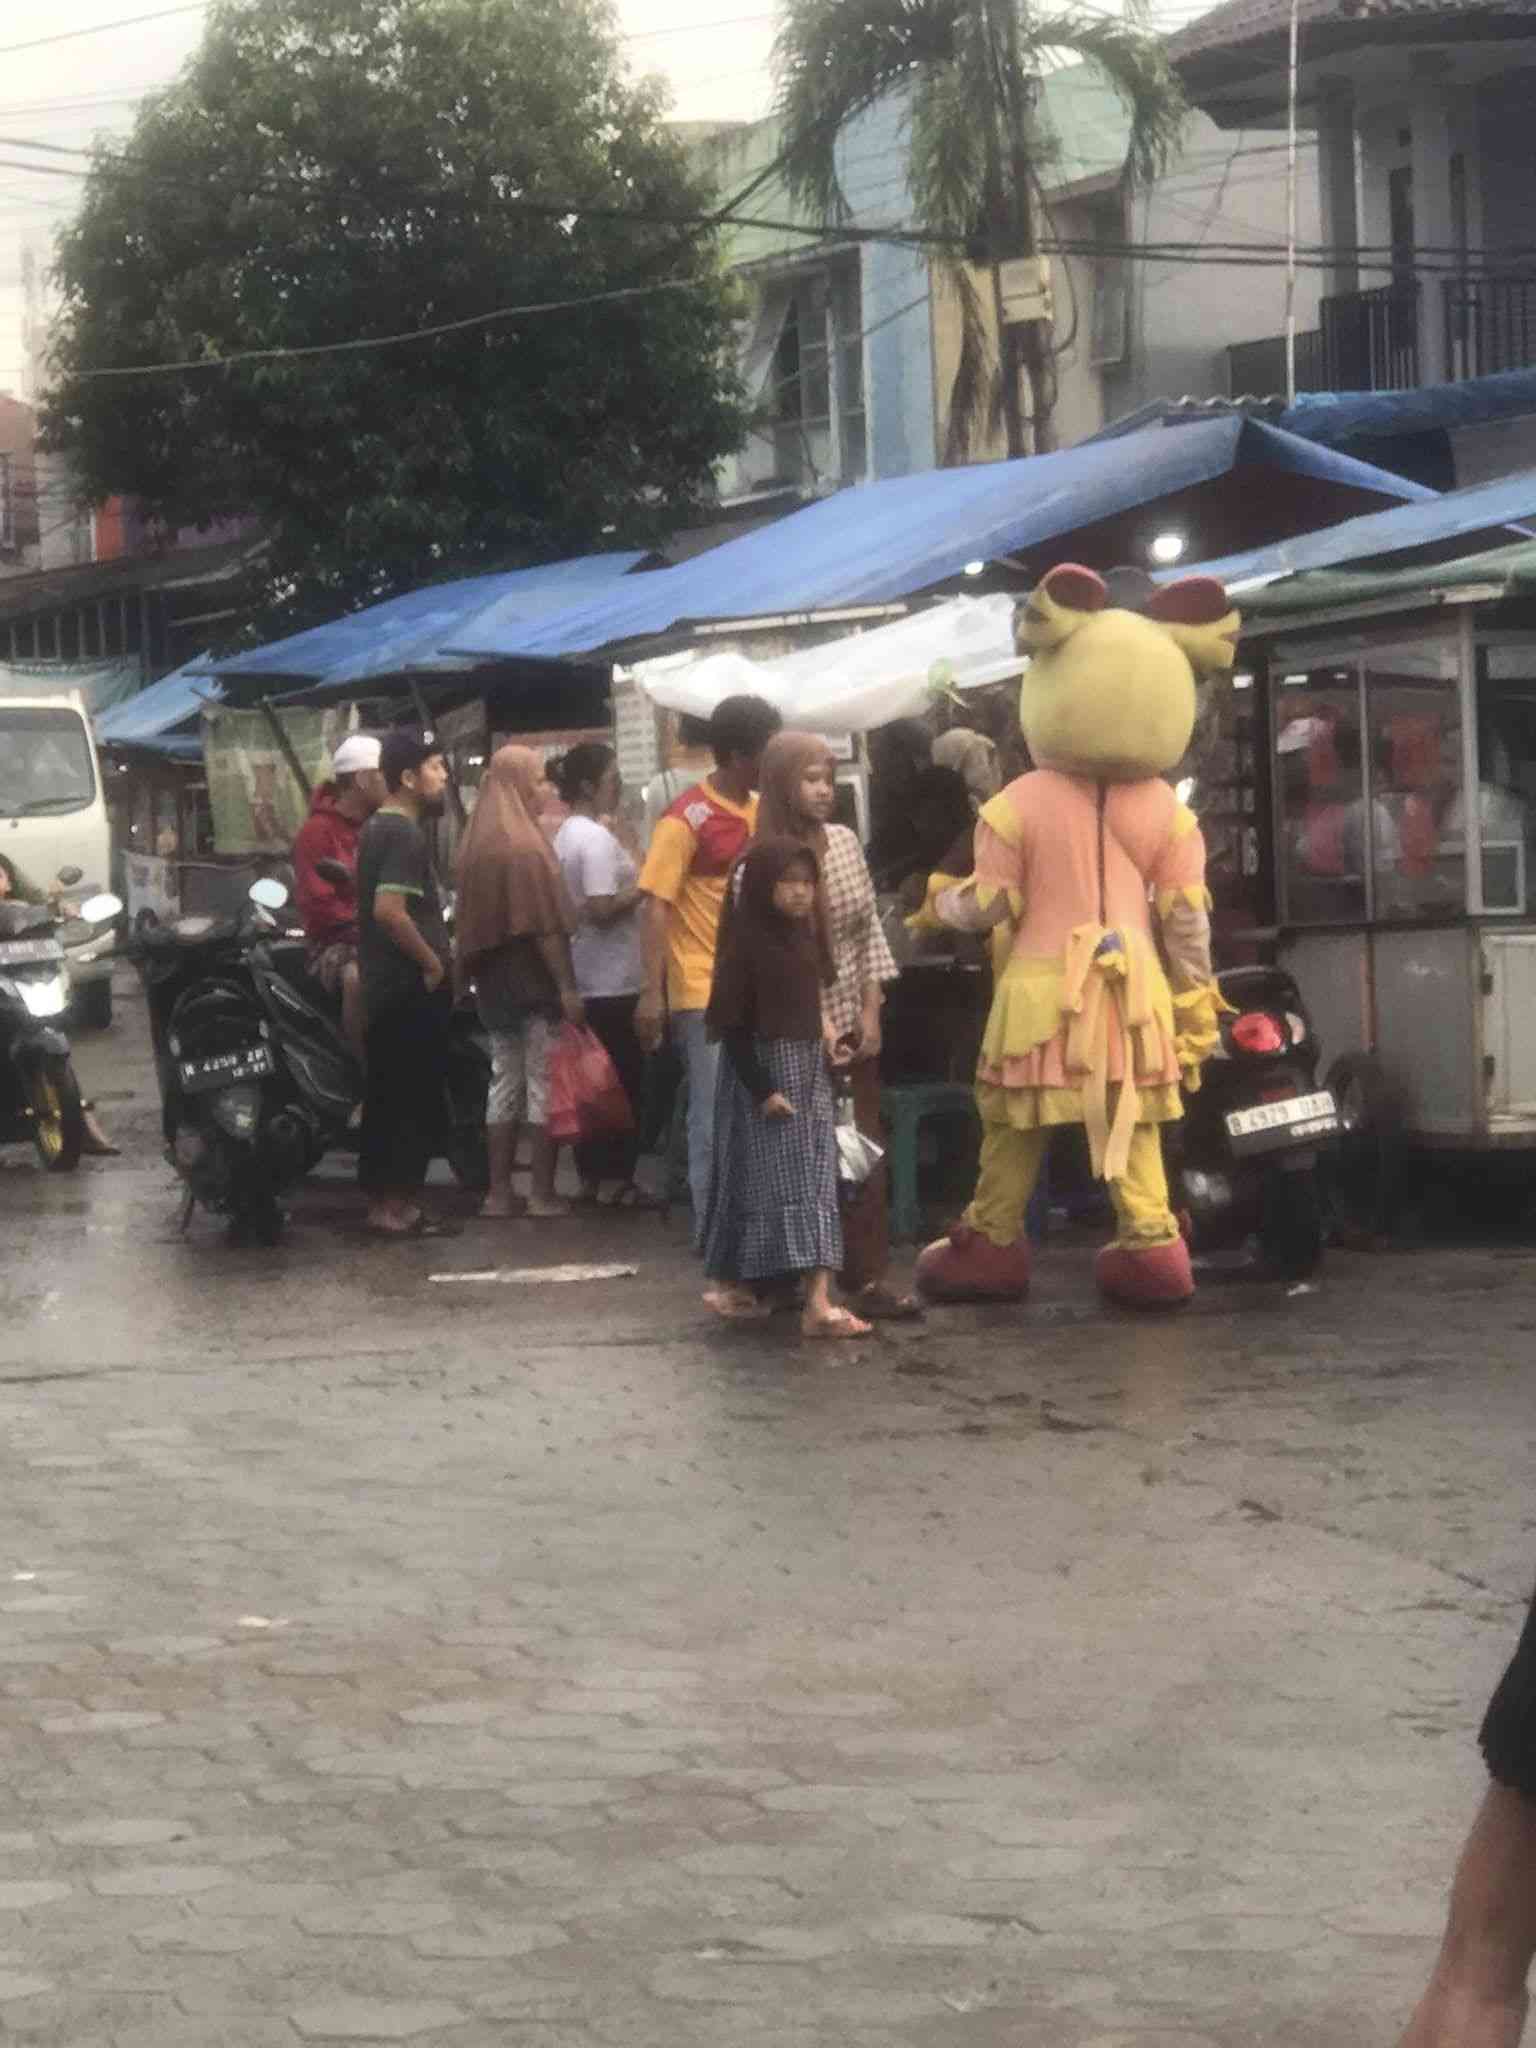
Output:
[0, 691, 117, 1028]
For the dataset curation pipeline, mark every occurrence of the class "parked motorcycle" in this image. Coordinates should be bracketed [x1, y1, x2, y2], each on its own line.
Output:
[135, 879, 489, 1242]
[1169, 963, 1340, 1281]
[0, 873, 122, 1171]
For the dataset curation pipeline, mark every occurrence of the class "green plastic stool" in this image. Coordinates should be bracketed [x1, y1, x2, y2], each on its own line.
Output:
[880, 1082, 979, 1243]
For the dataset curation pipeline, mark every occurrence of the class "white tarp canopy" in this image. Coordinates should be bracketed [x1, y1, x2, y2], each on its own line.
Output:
[630, 592, 1022, 733]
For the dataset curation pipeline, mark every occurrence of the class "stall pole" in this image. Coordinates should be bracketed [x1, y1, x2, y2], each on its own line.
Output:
[258, 697, 313, 805]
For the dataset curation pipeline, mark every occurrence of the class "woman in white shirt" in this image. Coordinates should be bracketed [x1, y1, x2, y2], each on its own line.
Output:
[552, 744, 654, 1207]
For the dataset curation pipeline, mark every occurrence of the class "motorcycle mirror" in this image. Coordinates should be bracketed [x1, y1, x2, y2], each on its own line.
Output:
[56, 865, 83, 888]
[248, 878, 290, 912]
[79, 892, 122, 924]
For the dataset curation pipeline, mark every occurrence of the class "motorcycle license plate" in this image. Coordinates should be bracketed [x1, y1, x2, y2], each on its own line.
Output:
[179, 1044, 276, 1093]
[1225, 1089, 1340, 1155]
[0, 937, 62, 965]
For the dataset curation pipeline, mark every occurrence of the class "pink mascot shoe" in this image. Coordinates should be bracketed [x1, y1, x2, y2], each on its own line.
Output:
[915, 1225, 1032, 1303]
[1095, 1239, 1195, 1308]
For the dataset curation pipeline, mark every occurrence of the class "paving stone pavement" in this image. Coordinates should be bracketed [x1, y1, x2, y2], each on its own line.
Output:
[0, 971, 1531, 2043]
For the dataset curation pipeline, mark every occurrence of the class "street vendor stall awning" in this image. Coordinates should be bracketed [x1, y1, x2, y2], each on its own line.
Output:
[94, 654, 222, 743]
[1186, 469, 1536, 591]
[207, 550, 650, 688]
[1233, 537, 1536, 623]
[444, 418, 1431, 663]
[634, 593, 1022, 732]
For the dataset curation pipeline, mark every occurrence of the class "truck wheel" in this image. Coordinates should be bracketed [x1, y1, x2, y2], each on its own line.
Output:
[74, 977, 113, 1031]
[27, 1055, 85, 1172]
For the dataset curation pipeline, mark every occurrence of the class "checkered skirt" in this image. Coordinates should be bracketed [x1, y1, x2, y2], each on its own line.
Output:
[701, 1037, 842, 1284]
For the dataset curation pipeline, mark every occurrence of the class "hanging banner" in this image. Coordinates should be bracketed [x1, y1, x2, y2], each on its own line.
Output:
[202, 705, 349, 855]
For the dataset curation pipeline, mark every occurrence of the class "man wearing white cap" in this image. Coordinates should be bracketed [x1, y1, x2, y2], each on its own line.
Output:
[292, 732, 387, 1057]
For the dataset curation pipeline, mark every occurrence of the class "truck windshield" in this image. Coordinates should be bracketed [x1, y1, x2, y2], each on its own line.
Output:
[0, 707, 96, 819]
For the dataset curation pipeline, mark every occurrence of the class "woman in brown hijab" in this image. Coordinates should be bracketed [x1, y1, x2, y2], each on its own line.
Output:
[754, 731, 918, 1320]
[456, 745, 583, 1218]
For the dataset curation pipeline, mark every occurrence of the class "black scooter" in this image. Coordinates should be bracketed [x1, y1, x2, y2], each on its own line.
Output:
[1169, 963, 1340, 1281]
[136, 879, 489, 1241]
[0, 870, 121, 1172]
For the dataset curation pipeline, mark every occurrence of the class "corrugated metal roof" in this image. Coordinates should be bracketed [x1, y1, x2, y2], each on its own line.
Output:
[1186, 468, 1536, 588]
[1239, 537, 1536, 620]
[1169, 0, 1536, 65]
[209, 551, 649, 685]
[444, 417, 1431, 662]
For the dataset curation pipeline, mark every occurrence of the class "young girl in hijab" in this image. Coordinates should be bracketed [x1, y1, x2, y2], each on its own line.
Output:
[456, 745, 583, 1219]
[702, 836, 871, 1341]
[755, 731, 915, 1319]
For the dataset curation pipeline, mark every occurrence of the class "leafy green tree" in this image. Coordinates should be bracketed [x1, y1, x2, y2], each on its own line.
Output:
[42, 0, 746, 630]
[773, 0, 1185, 457]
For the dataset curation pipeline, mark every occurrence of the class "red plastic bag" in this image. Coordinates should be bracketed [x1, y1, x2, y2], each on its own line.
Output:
[546, 1023, 635, 1144]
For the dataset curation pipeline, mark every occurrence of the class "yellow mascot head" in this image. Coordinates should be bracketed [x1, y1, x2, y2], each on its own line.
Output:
[1016, 563, 1240, 781]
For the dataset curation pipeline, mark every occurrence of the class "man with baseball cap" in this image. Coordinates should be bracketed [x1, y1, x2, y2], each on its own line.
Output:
[355, 729, 456, 1237]
[292, 732, 386, 1057]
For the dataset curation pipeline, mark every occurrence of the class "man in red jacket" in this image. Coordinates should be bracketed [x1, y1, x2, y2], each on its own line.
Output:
[292, 733, 386, 1056]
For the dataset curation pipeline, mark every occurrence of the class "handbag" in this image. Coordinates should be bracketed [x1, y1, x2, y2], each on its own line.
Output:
[547, 1024, 636, 1144]
[833, 1071, 885, 1191]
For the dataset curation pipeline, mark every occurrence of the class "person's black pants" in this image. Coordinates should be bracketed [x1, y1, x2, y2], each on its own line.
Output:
[359, 991, 450, 1201]
[575, 993, 643, 1187]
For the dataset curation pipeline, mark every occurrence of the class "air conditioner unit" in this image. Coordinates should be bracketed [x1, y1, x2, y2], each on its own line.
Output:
[999, 256, 1053, 326]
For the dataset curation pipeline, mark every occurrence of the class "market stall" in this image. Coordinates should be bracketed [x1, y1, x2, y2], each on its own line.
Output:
[1234, 539, 1536, 1170]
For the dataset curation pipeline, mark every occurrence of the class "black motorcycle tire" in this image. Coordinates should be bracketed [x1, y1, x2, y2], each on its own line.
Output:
[1257, 1164, 1324, 1281]
[25, 1053, 85, 1173]
[1325, 1051, 1403, 1242]
[74, 977, 113, 1032]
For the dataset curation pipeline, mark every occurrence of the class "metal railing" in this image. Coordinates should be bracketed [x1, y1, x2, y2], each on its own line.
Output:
[1319, 283, 1419, 391]
[1227, 329, 1325, 398]
[1444, 274, 1536, 381]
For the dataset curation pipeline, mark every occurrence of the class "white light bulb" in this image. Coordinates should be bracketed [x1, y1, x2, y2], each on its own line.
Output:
[962, 559, 985, 577]
[1149, 532, 1186, 565]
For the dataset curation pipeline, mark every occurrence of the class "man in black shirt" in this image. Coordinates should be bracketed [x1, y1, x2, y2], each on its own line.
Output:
[356, 730, 455, 1237]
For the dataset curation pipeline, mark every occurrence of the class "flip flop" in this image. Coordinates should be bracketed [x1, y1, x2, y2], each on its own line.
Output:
[366, 1215, 461, 1240]
[852, 1284, 923, 1322]
[603, 1183, 664, 1212]
[703, 1287, 772, 1323]
[801, 1307, 873, 1341]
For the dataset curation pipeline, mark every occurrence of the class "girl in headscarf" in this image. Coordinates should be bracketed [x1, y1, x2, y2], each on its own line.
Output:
[702, 836, 870, 1340]
[456, 745, 582, 1219]
[755, 731, 916, 1320]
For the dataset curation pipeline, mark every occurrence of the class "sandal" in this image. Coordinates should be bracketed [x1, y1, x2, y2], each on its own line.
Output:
[801, 1306, 873, 1341]
[703, 1287, 772, 1323]
[603, 1182, 664, 1212]
[851, 1283, 923, 1322]
[366, 1214, 461, 1240]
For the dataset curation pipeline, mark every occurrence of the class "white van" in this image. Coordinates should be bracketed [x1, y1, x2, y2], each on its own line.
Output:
[0, 691, 117, 1027]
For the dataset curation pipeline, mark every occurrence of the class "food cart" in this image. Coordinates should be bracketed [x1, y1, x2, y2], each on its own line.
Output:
[1234, 541, 1536, 1215]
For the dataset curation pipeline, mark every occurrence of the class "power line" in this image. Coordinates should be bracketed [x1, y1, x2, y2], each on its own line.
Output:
[0, 3, 208, 58]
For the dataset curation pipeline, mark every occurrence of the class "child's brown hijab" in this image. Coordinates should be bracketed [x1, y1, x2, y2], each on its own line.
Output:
[708, 837, 832, 1045]
[454, 745, 570, 969]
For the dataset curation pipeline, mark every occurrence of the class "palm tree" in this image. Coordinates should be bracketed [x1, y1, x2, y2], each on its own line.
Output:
[773, 0, 1186, 458]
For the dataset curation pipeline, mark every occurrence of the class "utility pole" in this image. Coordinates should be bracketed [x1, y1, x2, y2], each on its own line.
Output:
[994, 0, 1056, 454]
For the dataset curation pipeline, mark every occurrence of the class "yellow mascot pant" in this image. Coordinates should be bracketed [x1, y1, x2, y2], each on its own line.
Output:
[963, 1120, 1181, 1251]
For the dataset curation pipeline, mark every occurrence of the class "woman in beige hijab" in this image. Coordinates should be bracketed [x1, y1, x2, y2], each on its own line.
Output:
[456, 745, 583, 1218]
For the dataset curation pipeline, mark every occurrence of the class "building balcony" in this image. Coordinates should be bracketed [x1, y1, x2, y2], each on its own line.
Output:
[1230, 275, 1536, 399]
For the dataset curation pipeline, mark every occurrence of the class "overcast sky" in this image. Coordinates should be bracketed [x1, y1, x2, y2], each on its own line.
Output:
[0, 0, 782, 395]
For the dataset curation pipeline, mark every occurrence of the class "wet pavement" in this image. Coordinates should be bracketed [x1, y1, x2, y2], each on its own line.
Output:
[0, 969, 1532, 2045]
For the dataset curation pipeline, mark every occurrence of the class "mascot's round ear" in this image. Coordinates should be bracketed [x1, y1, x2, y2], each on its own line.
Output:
[1017, 562, 1109, 654]
[1145, 576, 1231, 626]
[1146, 576, 1241, 676]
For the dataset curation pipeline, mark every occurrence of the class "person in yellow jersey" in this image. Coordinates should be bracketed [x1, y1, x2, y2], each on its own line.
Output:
[635, 694, 782, 1242]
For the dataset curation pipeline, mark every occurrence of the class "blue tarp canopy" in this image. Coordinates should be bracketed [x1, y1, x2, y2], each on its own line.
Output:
[1280, 369, 1536, 449]
[1186, 468, 1536, 589]
[444, 417, 1431, 663]
[94, 655, 223, 746]
[208, 551, 648, 687]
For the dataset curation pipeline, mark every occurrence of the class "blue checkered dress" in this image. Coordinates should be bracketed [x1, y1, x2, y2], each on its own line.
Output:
[701, 1037, 842, 1284]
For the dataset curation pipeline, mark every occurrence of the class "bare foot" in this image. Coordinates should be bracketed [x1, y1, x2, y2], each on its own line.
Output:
[703, 1286, 771, 1322]
[526, 1195, 571, 1219]
[1400, 1985, 1529, 2048]
[479, 1193, 517, 1219]
[801, 1305, 872, 1341]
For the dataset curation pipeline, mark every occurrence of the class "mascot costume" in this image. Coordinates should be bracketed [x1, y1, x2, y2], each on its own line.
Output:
[912, 562, 1239, 1309]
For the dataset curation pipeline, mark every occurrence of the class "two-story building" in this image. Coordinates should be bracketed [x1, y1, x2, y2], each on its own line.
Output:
[1171, 0, 1536, 478]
